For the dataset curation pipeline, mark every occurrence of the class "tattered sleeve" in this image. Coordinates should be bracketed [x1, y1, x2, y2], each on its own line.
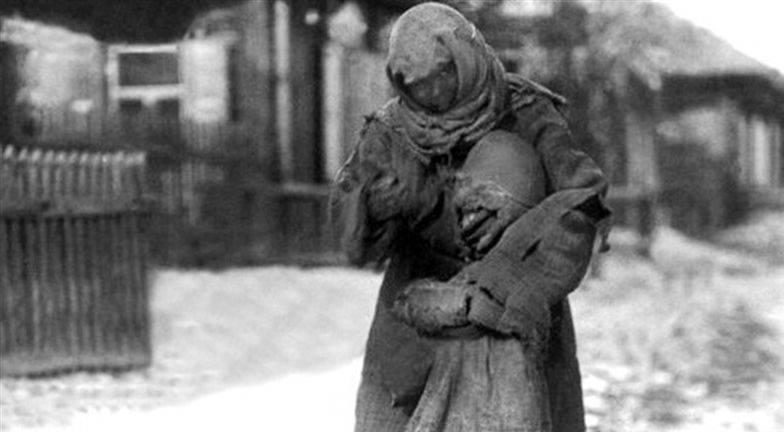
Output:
[461, 96, 611, 337]
[331, 118, 406, 266]
[521, 96, 608, 194]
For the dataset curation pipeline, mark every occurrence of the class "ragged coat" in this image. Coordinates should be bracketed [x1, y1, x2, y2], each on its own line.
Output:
[333, 76, 611, 432]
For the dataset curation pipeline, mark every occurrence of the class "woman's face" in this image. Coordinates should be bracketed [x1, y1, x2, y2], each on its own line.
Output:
[403, 61, 458, 113]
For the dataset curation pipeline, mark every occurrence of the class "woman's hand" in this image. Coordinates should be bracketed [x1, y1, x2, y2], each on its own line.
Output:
[365, 175, 409, 221]
[391, 279, 474, 336]
[455, 181, 527, 258]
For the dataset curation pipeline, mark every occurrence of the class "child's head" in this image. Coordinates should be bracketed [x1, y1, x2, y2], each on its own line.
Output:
[459, 130, 546, 212]
[454, 130, 546, 258]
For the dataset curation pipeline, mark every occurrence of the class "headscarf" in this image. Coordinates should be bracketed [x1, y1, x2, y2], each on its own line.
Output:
[385, 2, 508, 157]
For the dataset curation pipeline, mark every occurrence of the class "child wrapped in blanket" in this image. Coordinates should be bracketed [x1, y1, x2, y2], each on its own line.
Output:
[390, 129, 551, 432]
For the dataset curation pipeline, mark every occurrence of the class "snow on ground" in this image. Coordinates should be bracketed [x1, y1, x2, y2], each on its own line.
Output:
[2, 214, 784, 432]
[717, 211, 784, 264]
[38, 358, 363, 432]
[1, 266, 381, 432]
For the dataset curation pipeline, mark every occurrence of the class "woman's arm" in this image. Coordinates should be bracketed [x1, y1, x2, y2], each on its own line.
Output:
[331, 117, 409, 266]
[514, 95, 608, 195]
[457, 94, 611, 337]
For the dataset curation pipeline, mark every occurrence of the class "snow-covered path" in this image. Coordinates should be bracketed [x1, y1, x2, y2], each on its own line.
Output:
[52, 358, 364, 432]
[3, 221, 784, 432]
[1, 266, 381, 432]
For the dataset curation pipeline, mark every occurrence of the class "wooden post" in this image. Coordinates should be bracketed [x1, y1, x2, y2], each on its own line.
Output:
[241, 0, 278, 175]
[0, 215, 9, 357]
[287, 0, 324, 182]
[1, 147, 14, 204]
[10, 218, 26, 357]
[74, 209, 90, 363]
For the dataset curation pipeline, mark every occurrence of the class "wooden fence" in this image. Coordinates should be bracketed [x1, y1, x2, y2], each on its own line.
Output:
[0, 144, 151, 376]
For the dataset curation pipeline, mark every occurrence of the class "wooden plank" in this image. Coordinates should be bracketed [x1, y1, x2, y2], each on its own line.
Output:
[16, 149, 30, 203]
[38, 215, 52, 358]
[102, 215, 116, 364]
[99, 214, 118, 365]
[115, 214, 130, 358]
[41, 151, 54, 205]
[74, 213, 90, 364]
[51, 155, 68, 361]
[83, 215, 98, 363]
[0, 146, 15, 207]
[101, 153, 112, 205]
[10, 218, 27, 363]
[123, 214, 137, 361]
[77, 152, 90, 202]
[62, 154, 79, 360]
[132, 214, 151, 364]
[25, 216, 41, 359]
[0, 219, 10, 357]
[119, 213, 135, 357]
[50, 217, 67, 361]
[108, 214, 126, 361]
[37, 157, 53, 360]
[53, 152, 68, 208]
[129, 214, 146, 360]
[6, 219, 20, 364]
[92, 214, 106, 367]
[45, 217, 59, 358]
[121, 213, 137, 360]
[93, 215, 108, 362]
[62, 214, 79, 362]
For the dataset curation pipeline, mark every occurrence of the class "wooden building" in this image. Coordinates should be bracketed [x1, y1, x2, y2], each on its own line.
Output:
[169, 0, 418, 264]
[482, 0, 784, 239]
[0, 19, 152, 376]
[8, 0, 780, 265]
[0, 17, 106, 145]
[589, 1, 784, 235]
[478, 0, 661, 243]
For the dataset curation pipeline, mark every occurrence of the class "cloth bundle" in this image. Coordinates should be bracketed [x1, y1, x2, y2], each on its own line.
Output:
[392, 130, 552, 432]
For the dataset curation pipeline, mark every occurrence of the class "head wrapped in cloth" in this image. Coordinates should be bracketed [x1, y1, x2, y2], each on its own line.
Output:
[386, 2, 508, 156]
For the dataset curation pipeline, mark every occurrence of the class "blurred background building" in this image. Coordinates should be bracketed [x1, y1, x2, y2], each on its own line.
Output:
[1, 0, 784, 407]
[3, 0, 782, 270]
[1, 4, 782, 430]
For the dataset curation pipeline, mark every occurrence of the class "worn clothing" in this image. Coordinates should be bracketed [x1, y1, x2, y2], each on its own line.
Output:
[334, 77, 609, 432]
[387, 130, 552, 431]
[406, 336, 551, 432]
[333, 4, 610, 431]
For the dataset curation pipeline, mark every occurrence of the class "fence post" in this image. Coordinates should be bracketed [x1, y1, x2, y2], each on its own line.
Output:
[1, 145, 151, 376]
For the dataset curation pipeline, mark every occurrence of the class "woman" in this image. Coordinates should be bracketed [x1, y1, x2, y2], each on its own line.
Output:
[332, 3, 610, 431]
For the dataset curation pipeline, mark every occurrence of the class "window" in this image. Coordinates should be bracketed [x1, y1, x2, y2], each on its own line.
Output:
[107, 44, 182, 109]
[740, 115, 782, 188]
[107, 45, 184, 142]
[118, 52, 179, 86]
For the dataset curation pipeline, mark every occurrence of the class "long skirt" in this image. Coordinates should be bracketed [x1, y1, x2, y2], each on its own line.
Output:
[405, 336, 551, 432]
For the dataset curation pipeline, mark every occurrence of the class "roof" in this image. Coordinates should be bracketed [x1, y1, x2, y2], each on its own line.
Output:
[1, 15, 98, 48]
[586, 1, 784, 86]
[0, 0, 243, 42]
